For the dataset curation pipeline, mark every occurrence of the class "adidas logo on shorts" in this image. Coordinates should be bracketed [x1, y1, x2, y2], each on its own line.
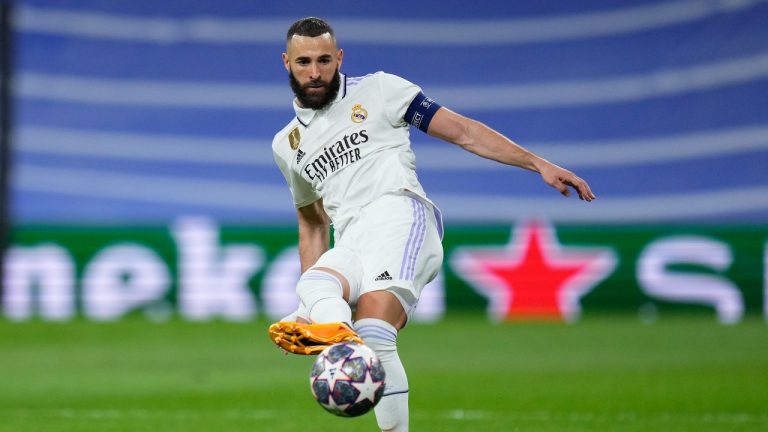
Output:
[374, 271, 393, 281]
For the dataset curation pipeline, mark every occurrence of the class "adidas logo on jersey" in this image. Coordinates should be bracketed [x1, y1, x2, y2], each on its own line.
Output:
[374, 271, 393, 281]
[296, 149, 306, 164]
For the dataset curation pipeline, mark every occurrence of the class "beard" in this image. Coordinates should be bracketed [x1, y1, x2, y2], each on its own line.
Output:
[289, 67, 341, 110]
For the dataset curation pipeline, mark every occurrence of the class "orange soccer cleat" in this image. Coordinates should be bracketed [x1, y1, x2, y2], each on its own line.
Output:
[268, 321, 363, 355]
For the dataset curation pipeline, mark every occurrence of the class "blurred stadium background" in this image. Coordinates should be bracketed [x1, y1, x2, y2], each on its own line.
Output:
[2, 0, 766, 323]
[1, 1, 768, 431]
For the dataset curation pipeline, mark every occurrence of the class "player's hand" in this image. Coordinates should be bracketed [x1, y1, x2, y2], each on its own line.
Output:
[539, 163, 596, 201]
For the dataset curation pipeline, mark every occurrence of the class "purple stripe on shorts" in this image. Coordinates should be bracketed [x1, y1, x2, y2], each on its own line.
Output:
[406, 201, 427, 280]
[433, 206, 444, 240]
[399, 198, 420, 279]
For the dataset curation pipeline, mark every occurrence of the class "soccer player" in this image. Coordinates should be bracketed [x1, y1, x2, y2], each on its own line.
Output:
[268, 17, 595, 431]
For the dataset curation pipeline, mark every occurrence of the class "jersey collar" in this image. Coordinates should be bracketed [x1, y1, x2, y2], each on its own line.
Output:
[293, 73, 347, 127]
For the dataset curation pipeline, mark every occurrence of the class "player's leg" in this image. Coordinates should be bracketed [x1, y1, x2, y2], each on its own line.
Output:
[296, 266, 351, 324]
[277, 262, 353, 323]
[351, 194, 444, 432]
[268, 247, 364, 354]
[354, 291, 409, 432]
[279, 301, 309, 323]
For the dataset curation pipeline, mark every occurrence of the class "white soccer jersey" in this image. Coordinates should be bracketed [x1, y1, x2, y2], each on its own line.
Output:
[272, 72, 434, 235]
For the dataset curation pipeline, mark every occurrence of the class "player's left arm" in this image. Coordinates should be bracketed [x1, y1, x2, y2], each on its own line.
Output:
[297, 199, 331, 273]
[425, 106, 596, 201]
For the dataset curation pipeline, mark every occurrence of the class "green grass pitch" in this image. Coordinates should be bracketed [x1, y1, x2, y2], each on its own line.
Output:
[1, 314, 767, 432]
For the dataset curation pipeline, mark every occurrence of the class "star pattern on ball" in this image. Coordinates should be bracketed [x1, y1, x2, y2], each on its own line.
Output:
[310, 343, 386, 417]
[351, 369, 385, 404]
[317, 355, 351, 389]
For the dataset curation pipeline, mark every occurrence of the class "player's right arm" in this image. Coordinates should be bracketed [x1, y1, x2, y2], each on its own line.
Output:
[297, 199, 330, 273]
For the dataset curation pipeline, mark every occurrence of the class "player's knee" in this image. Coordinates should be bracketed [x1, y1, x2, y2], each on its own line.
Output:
[356, 290, 408, 330]
[296, 269, 344, 314]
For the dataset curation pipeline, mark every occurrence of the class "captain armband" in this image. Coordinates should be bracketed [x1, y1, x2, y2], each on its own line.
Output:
[403, 92, 442, 133]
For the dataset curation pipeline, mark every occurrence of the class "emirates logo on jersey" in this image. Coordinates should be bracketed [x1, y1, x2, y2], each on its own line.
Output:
[303, 130, 369, 182]
[351, 104, 368, 123]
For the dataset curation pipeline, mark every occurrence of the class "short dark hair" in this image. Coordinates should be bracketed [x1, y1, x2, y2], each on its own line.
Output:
[286, 17, 335, 41]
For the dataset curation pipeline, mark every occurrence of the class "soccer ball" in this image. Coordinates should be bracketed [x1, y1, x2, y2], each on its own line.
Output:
[309, 342, 386, 417]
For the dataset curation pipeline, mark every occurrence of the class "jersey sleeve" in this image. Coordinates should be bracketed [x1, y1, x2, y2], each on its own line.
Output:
[273, 149, 320, 208]
[378, 72, 422, 127]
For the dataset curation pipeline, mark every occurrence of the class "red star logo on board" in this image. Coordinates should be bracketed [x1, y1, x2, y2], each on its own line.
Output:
[451, 221, 616, 321]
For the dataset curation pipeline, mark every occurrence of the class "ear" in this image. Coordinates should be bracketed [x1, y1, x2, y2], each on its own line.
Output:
[337, 48, 344, 68]
[282, 52, 290, 72]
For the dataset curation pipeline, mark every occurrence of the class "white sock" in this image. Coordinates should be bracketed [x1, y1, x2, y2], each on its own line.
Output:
[279, 303, 309, 323]
[296, 270, 351, 324]
[354, 318, 408, 432]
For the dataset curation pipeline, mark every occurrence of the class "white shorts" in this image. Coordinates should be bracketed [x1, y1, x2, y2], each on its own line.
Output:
[313, 192, 444, 319]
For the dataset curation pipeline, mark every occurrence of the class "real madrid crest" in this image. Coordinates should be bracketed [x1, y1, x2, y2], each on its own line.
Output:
[351, 104, 368, 123]
[288, 127, 301, 150]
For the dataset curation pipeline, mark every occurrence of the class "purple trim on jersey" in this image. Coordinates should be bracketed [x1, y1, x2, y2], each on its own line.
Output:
[404, 92, 442, 133]
[346, 73, 374, 87]
[399, 198, 426, 281]
[295, 116, 308, 128]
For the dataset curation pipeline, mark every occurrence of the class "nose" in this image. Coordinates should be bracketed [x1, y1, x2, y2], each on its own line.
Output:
[309, 63, 321, 80]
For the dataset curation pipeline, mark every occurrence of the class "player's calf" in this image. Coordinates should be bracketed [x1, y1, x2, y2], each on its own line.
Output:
[354, 318, 409, 431]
